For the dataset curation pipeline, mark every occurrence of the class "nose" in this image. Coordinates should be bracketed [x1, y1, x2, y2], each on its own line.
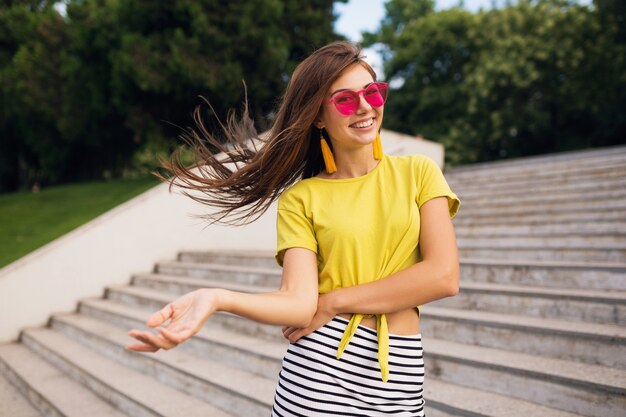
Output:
[356, 92, 374, 113]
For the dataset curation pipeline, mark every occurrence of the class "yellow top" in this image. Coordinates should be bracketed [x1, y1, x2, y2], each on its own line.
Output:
[275, 153, 460, 381]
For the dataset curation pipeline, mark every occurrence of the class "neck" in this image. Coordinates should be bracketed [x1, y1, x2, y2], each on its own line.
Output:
[332, 146, 380, 178]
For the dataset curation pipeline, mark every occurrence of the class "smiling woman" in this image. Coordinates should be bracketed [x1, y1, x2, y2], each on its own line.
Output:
[314, 65, 387, 177]
[128, 41, 460, 417]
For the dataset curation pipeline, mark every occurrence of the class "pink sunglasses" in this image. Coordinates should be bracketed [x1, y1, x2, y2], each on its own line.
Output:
[326, 82, 389, 116]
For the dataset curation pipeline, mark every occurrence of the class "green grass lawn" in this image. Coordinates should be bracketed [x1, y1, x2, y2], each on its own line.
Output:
[0, 176, 162, 268]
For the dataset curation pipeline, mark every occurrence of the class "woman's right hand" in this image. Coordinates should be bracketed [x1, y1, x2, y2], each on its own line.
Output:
[126, 288, 221, 352]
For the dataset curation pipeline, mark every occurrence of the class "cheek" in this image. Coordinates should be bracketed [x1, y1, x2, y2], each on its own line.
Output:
[318, 106, 334, 128]
[320, 108, 345, 132]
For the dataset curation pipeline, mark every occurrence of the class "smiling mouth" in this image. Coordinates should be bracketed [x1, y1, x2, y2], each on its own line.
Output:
[349, 118, 375, 129]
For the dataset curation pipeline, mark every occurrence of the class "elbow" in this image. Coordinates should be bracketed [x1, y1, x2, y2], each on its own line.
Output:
[293, 310, 316, 328]
[442, 263, 460, 297]
[446, 281, 460, 297]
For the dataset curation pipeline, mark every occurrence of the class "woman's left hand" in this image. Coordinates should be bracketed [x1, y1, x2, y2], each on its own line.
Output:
[282, 292, 336, 343]
[127, 288, 221, 352]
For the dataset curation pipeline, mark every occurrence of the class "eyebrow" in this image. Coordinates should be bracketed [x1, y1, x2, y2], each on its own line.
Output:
[330, 82, 374, 96]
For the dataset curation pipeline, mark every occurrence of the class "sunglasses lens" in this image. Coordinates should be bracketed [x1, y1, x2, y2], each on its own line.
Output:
[334, 92, 359, 115]
[363, 83, 388, 108]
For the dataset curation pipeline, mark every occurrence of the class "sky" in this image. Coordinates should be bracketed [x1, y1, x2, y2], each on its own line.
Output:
[335, 0, 505, 42]
[334, 0, 593, 78]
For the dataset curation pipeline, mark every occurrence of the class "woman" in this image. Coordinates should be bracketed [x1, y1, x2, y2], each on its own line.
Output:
[128, 41, 460, 417]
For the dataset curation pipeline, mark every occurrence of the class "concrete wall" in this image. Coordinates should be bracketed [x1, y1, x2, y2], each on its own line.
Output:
[0, 131, 443, 342]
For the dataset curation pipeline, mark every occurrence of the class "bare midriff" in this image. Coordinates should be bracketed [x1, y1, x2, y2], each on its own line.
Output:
[338, 307, 420, 335]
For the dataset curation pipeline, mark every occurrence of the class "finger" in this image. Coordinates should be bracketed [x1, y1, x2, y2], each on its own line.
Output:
[126, 343, 159, 352]
[129, 330, 158, 347]
[126, 332, 160, 352]
[288, 330, 301, 343]
[157, 327, 193, 345]
[146, 304, 174, 328]
[129, 329, 156, 340]
[282, 327, 297, 339]
[288, 328, 312, 343]
[144, 331, 177, 350]
[133, 330, 177, 351]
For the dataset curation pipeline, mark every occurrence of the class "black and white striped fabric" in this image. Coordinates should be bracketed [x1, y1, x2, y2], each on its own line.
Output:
[271, 316, 426, 417]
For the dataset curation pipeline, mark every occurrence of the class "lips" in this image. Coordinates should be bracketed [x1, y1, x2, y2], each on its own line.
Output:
[349, 117, 375, 128]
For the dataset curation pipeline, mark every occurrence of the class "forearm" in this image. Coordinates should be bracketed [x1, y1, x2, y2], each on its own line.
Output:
[217, 288, 318, 328]
[328, 259, 459, 315]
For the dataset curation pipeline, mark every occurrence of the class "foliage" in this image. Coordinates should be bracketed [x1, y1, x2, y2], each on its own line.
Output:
[0, 0, 345, 192]
[364, 0, 626, 165]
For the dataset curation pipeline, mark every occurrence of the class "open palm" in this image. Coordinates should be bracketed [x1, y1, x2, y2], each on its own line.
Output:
[127, 289, 218, 352]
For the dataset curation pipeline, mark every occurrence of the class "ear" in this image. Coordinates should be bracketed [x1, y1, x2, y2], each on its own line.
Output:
[314, 110, 325, 129]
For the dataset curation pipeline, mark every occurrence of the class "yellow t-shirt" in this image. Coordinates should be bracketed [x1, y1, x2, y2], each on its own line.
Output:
[275, 153, 460, 381]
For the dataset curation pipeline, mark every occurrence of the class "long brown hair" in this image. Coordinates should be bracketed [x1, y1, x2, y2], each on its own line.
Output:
[158, 41, 377, 225]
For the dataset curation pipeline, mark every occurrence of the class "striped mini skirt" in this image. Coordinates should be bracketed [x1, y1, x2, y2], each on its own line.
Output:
[271, 316, 426, 417]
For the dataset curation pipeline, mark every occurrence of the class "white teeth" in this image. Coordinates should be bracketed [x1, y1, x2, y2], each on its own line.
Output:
[351, 119, 374, 128]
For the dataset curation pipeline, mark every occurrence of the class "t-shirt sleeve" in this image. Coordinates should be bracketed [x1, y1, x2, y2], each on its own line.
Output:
[275, 189, 318, 267]
[416, 156, 461, 218]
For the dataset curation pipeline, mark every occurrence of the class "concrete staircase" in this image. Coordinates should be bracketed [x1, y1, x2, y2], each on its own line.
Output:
[1, 145, 625, 417]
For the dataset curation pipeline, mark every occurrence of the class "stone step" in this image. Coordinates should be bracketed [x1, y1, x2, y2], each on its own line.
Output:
[457, 234, 626, 248]
[424, 379, 583, 417]
[454, 220, 626, 237]
[447, 168, 626, 194]
[446, 152, 626, 182]
[19, 328, 236, 417]
[163, 257, 626, 291]
[78, 297, 587, 417]
[447, 166, 626, 194]
[459, 258, 626, 290]
[454, 176, 626, 200]
[456, 187, 626, 209]
[0, 370, 41, 417]
[446, 145, 626, 175]
[446, 145, 626, 172]
[131, 273, 276, 295]
[49, 313, 274, 417]
[0, 343, 127, 417]
[457, 196, 626, 215]
[420, 306, 626, 369]
[457, 185, 626, 206]
[449, 173, 626, 201]
[155, 260, 281, 284]
[434, 281, 626, 325]
[423, 338, 626, 417]
[452, 208, 626, 226]
[177, 251, 278, 269]
[458, 244, 625, 262]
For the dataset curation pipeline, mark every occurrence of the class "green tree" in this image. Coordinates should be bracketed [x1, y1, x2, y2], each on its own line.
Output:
[1, 1, 64, 189]
[365, 0, 626, 165]
[0, 0, 346, 192]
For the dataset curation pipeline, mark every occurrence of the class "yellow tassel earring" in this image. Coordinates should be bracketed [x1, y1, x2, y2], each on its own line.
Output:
[320, 130, 337, 174]
[373, 131, 383, 160]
